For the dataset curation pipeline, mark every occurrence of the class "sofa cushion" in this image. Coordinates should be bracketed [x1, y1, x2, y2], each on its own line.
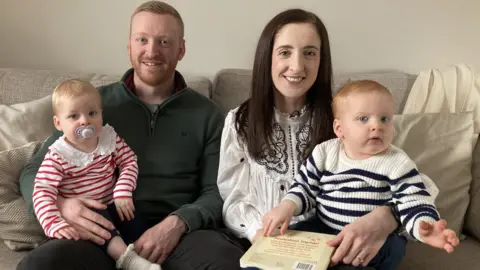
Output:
[0, 68, 213, 106]
[212, 69, 252, 113]
[465, 138, 480, 241]
[392, 112, 474, 236]
[211, 69, 414, 114]
[0, 95, 53, 152]
[333, 71, 416, 113]
[0, 68, 93, 105]
[0, 141, 47, 251]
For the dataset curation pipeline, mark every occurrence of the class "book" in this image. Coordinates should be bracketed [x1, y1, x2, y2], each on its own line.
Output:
[240, 230, 336, 270]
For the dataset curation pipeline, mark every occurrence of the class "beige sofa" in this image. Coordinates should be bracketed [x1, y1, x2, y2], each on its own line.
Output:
[0, 67, 479, 270]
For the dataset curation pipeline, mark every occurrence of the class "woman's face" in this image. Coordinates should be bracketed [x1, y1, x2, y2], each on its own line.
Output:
[271, 23, 321, 101]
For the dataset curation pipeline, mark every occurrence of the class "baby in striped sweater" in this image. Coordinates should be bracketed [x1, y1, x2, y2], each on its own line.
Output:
[33, 79, 160, 270]
[263, 80, 459, 269]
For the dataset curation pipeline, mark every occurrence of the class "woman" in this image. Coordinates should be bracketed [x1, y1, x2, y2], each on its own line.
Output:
[217, 9, 430, 268]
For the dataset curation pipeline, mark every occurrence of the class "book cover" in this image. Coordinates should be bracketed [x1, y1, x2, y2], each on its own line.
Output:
[240, 230, 336, 270]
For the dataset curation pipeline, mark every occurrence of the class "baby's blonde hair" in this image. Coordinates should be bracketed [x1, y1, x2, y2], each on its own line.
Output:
[332, 80, 392, 119]
[52, 79, 101, 114]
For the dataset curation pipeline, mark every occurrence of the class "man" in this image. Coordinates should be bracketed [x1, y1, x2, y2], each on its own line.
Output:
[17, 1, 244, 269]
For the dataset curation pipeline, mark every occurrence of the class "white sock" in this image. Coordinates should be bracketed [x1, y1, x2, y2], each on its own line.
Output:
[116, 244, 162, 270]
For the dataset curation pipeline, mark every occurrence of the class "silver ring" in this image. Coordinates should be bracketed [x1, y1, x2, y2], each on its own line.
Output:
[356, 256, 364, 263]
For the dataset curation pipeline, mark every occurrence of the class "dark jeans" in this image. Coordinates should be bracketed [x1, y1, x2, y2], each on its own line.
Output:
[289, 215, 406, 270]
[17, 228, 246, 270]
[95, 203, 147, 251]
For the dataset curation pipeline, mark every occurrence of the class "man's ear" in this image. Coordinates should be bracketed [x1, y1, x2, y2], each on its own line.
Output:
[333, 119, 343, 139]
[127, 38, 131, 58]
[53, 116, 62, 131]
[178, 38, 186, 61]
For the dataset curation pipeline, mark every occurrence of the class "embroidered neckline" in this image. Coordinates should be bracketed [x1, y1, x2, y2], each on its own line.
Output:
[273, 105, 308, 120]
[273, 105, 310, 125]
[49, 124, 117, 168]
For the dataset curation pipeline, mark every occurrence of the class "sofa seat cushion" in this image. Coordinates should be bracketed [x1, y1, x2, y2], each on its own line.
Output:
[0, 242, 28, 270]
[398, 237, 480, 270]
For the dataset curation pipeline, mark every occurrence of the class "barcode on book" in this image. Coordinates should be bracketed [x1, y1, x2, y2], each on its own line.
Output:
[293, 261, 315, 270]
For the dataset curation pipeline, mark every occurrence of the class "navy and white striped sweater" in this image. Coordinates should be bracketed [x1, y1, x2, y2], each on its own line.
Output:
[284, 138, 440, 241]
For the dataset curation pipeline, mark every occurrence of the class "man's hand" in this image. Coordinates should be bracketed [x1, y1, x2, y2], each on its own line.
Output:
[327, 206, 396, 267]
[57, 196, 114, 245]
[134, 215, 187, 264]
[262, 200, 296, 236]
[419, 220, 459, 253]
[115, 198, 135, 221]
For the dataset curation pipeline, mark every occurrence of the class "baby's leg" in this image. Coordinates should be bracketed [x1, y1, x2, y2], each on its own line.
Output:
[94, 205, 161, 269]
[108, 205, 148, 244]
[107, 236, 128, 260]
[107, 237, 160, 270]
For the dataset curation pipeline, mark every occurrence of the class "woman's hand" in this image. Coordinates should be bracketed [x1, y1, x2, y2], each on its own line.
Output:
[57, 196, 115, 245]
[327, 206, 397, 267]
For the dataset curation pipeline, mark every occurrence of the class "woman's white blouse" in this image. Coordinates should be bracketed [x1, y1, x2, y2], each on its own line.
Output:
[217, 108, 315, 242]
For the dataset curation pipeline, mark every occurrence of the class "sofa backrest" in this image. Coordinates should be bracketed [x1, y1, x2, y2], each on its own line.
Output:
[212, 69, 417, 114]
[0, 68, 211, 105]
[0, 67, 416, 113]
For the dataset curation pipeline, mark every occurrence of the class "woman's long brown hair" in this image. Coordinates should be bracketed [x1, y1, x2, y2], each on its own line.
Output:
[235, 9, 335, 160]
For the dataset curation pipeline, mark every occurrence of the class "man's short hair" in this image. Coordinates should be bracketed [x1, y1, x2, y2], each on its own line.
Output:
[332, 80, 392, 118]
[52, 79, 101, 114]
[131, 1, 184, 38]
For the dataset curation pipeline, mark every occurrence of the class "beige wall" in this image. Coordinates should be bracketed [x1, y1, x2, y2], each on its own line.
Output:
[0, 0, 479, 78]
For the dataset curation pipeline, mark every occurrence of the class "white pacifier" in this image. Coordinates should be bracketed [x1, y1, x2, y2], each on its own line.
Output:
[75, 125, 96, 139]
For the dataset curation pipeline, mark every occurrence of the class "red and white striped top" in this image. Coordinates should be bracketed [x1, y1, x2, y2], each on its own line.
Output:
[33, 125, 138, 237]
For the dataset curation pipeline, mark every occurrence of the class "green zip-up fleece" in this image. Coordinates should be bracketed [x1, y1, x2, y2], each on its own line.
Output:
[19, 69, 225, 232]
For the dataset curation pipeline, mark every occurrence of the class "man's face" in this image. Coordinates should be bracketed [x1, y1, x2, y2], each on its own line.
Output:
[128, 12, 185, 87]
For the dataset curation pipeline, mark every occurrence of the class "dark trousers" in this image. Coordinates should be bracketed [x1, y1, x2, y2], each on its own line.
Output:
[17, 228, 246, 270]
[289, 215, 406, 270]
[95, 203, 146, 251]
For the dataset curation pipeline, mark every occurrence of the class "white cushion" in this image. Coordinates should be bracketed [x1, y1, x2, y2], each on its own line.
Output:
[0, 95, 53, 152]
[393, 112, 475, 235]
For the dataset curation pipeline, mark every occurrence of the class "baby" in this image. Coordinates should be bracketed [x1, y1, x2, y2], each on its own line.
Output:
[33, 79, 160, 270]
[263, 80, 459, 269]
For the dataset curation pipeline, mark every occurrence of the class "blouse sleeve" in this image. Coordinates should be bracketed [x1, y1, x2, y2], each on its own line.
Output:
[217, 110, 263, 242]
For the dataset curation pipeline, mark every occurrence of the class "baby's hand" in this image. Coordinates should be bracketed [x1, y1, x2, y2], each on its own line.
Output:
[54, 226, 80, 240]
[115, 198, 135, 221]
[419, 219, 459, 253]
[262, 200, 297, 237]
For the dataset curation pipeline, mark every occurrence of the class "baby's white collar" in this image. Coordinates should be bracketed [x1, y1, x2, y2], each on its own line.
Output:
[49, 124, 116, 168]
